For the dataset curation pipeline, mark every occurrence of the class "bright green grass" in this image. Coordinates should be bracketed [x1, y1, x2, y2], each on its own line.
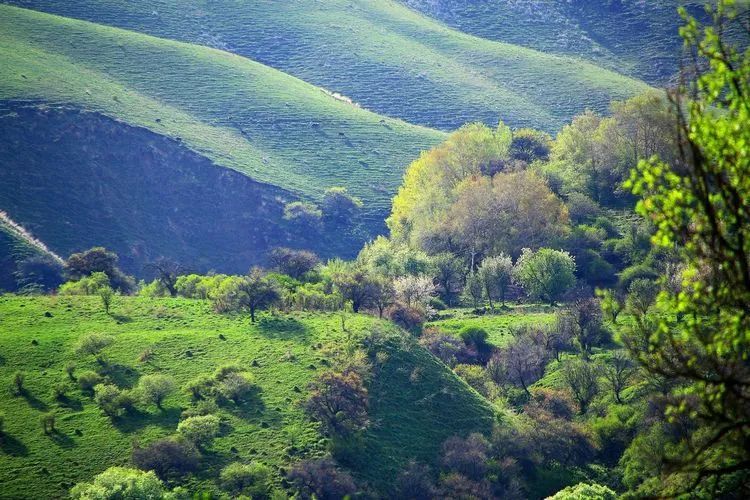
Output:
[0, 4, 445, 218]
[426, 306, 556, 347]
[0, 295, 494, 499]
[402, 0, 705, 85]
[2, 0, 652, 132]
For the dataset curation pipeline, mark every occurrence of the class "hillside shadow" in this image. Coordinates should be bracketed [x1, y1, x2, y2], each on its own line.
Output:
[110, 313, 132, 323]
[0, 433, 29, 456]
[221, 387, 268, 423]
[112, 407, 182, 433]
[55, 395, 83, 412]
[48, 429, 75, 449]
[256, 317, 311, 343]
[22, 391, 49, 412]
[99, 363, 139, 387]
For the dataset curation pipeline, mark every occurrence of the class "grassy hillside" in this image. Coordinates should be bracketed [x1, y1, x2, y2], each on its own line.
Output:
[2, 0, 652, 132]
[402, 0, 706, 84]
[0, 212, 61, 292]
[0, 4, 444, 221]
[0, 295, 494, 499]
[427, 306, 556, 347]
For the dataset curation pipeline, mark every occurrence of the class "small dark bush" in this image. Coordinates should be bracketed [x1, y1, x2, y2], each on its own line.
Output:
[132, 437, 199, 480]
[288, 458, 357, 500]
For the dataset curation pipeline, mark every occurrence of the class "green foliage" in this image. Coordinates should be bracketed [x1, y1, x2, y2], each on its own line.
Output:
[220, 462, 273, 499]
[459, 327, 489, 349]
[59, 271, 111, 296]
[514, 248, 576, 304]
[69, 466, 167, 499]
[137, 374, 176, 410]
[75, 333, 114, 363]
[211, 268, 281, 322]
[619, 1, 750, 493]
[177, 414, 220, 447]
[548, 482, 616, 500]
[477, 254, 513, 308]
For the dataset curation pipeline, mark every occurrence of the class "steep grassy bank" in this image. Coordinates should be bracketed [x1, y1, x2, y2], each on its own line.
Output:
[0, 295, 495, 498]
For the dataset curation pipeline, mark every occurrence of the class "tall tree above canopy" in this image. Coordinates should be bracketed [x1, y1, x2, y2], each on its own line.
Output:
[387, 122, 512, 244]
[623, 1, 750, 495]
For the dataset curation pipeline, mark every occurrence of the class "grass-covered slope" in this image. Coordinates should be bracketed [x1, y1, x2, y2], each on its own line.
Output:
[0, 296, 494, 499]
[402, 0, 706, 85]
[0, 212, 61, 292]
[426, 306, 556, 347]
[0, 4, 444, 220]
[2, 0, 651, 131]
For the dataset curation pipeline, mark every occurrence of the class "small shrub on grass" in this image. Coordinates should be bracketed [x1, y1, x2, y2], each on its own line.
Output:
[94, 384, 135, 418]
[177, 415, 220, 447]
[220, 462, 273, 499]
[214, 364, 243, 381]
[40, 412, 56, 434]
[218, 372, 255, 404]
[137, 374, 176, 410]
[11, 371, 25, 395]
[184, 374, 216, 400]
[52, 381, 70, 400]
[132, 437, 199, 480]
[0, 412, 4, 434]
[75, 333, 114, 364]
[77, 370, 102, 393]
[64, 363, 76, 380]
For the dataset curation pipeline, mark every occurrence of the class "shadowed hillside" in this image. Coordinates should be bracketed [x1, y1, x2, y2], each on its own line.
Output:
[0, 103, 379, 274]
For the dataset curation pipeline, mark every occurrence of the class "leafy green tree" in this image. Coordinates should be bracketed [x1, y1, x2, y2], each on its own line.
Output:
[177, 414, 220, 447]
[510, 127, 552, 163]
[144, 258, 186, 297]
[462, 271, 484, 308]
[138, 374, 175, 410]
[548, 482, 616, 500]
[70, 467, 167, 499]
[322, 186, 363, 225]
[431, 253, 464, 305]
[513, 248, 576, 304]
[75, 333, 114, 365]
[562, 359, 599, 414]
[305, 371, 369, 437]
[65, 247, 134, 293]
[220, 462, 273, 499]
[478, 254, 513, 308]
[212, 268, 280, 322]
[99, 285, 115, 314]
[620, 2, 750, 493]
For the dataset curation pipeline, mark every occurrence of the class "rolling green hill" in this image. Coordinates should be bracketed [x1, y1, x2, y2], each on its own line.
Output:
[401, 0, 706, 85]
[0, 295, 495, 499]
[2, 0, 652, 131]
[0, 4, 444, 214]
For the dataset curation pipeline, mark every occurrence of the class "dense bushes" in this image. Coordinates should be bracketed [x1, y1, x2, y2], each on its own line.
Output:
[132, 437, 199, 480]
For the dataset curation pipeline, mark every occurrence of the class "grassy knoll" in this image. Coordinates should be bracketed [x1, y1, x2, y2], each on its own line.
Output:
[0, 4, 445, 219]
[0, 295, 494, 498]
[426, 306, 556, 347]
[2, 0, 651, 132]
